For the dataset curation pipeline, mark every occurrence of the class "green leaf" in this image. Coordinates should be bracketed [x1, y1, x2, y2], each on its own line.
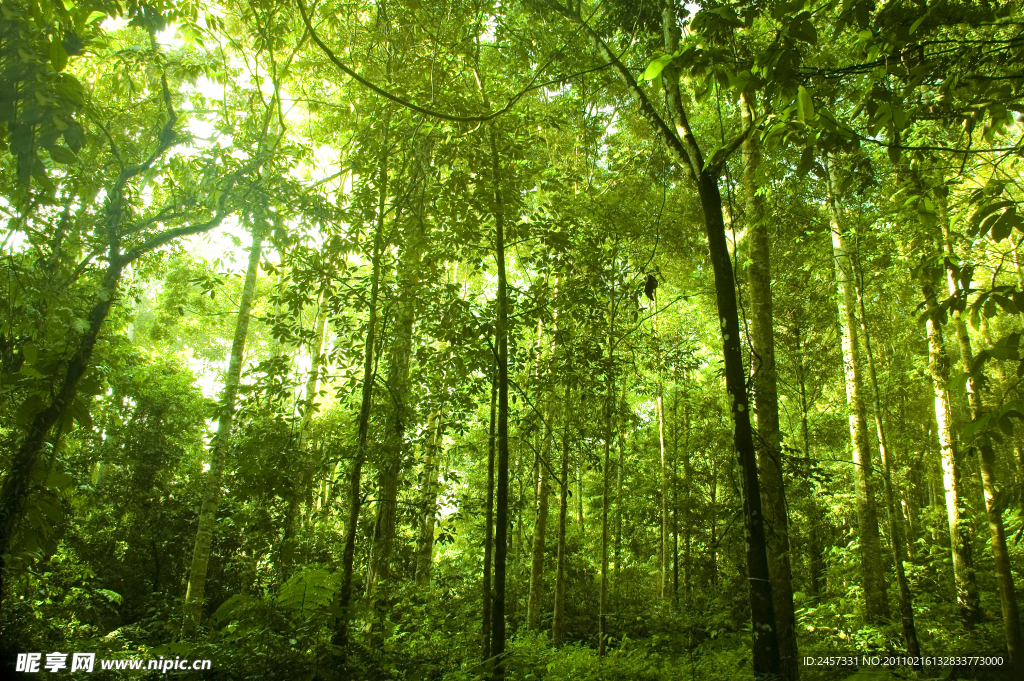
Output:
[978, 210, 1003, 238]
[642, 54, 675, 81]
[970, 200, 1012, 230]
[48, 145, 78, 165]
[909, 10, 931, 35]
[22, 344, 38, 365]
[1000, 413, 1015, 436]
[46, 471, 74, 490]
[49, 38, 68, 72]
[790, 15, 818, 45]
[796, 144, 816, 177]
[989, 209, 1022, 241]
[797, 86, 814, 123]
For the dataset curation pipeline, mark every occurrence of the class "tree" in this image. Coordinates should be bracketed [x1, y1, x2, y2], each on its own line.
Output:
[182, 213, 266, 635]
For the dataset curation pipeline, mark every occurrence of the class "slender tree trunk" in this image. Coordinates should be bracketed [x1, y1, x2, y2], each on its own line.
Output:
[528, 313, 554, 631]
[577, 441, 585, 531]
[709, 457, 719, 586]
[483, 367, 497, 660]
[825, 161, 890, 623]
[853, 258, 921, 661]
[653, 290, 670, 601]
[672, 387, 682, 605]
[415, 413, 443, 585]
[568, 3, 780, 666]
[527, 427, 550, 631]
[599, 285, 614, 657]
[488, 122, 511, 681]
[920, 276, 982, 627]
[1016, 445, 1024, 527]
[794, 323, 823, 595]
[614, 381, 626, 582]
[741, 92, 798, 680]
[332, 121, 391, 649]
[367, 213, 425, 597]
[904, 452, 922, 560]
[552, 381, 572, 645]
[940, 195, 1022, 669]
[281, 301, 329, 567]
[183, 219, 265, 634]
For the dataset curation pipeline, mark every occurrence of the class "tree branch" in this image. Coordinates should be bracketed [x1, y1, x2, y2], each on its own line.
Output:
[296, 0, 597, 123]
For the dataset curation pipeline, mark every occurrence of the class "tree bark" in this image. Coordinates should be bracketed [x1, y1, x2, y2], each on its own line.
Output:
[332, 118, 391, 649]
[552, 381, 572, 645]
[558, 3, 779, 673]
[281, 300, 330, 568]
[825, 161, 890, 623]
[599, 285, 614, 658]
[183, 218, 265, 634]
[365, 243, 420, 626]
[940, 194, 1022, 669]
[487, 122, 511, 681]
[920, 276, 982, 627]
[527, 313, 554, 631]
[577, 437, 585, 531]
[614, 400, 625, 583]
[483, 367, 497, 660]
[853, 258, 921, 662]
[794, 323, 823, 595]
[415, 413, 443, 585]
[527, 424, 550, 631]
[742, 91, 798, 680]
[654, 290, 670, 601]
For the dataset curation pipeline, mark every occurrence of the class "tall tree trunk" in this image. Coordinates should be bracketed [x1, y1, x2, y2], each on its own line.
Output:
[599, 284, 615, 658]
[528, 314, 554, 631]
[487, 121, 511, 681]
[742, 92, 798, 680]
[365, 250, 419, 626]
[183, 218, 265, 634]
[565, 3, 780, 667]
[527, 425, 551, 631]
[653, 290, 670, 601]
[853, 258, 921, 662]
[940, 194, 1022, 669]
[672, 386, 682, 605]
[552, 381, 572, 645]
[281, 300, 329, 567]
[794, 323, 823, 595]
[483, 367, 497, 660]
[614, 379, 626, 582]
[920, 276, 982, 627]
[367, 219, 425, 580]
[332, 119, 391, 650]
[614, 406, 625, 582]
[825, 161, 890, 623]
[415, 413, 444, 585]
[577, 438, 585, 531]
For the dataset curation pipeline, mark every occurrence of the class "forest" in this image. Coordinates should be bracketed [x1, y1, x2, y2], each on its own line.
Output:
[2, 0, 1024, 679]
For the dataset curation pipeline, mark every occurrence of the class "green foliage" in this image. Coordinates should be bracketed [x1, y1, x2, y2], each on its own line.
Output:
[3, 1, 1024, 680]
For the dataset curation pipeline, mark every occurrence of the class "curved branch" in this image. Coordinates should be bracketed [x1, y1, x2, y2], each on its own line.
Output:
[296, 0, 600, 123]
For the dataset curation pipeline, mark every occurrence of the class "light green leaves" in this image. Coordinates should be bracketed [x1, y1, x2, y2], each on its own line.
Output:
[797, 86, 815, 123]
[642, 54, 675, 82]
